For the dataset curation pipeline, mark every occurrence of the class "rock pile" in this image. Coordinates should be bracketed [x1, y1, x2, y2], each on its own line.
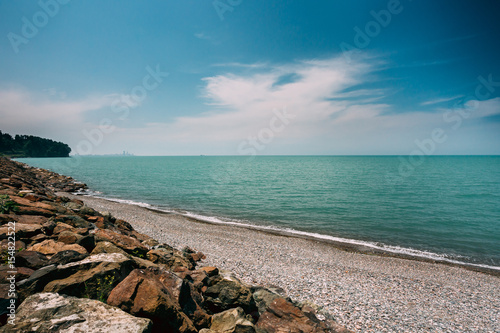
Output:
[0, 157, 351, 333]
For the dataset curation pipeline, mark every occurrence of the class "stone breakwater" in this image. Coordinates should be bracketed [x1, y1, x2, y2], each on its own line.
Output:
[0, 156, 351, 332]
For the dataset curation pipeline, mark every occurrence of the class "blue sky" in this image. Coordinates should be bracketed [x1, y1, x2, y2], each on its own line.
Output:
[1, 0, 499, 155]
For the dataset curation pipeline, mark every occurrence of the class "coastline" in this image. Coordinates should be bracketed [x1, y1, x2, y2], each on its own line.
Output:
[77, 193, 500, 277]
[65, 193, 500, 333]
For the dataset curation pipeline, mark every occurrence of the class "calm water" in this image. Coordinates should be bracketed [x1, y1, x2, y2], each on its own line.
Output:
[18, 156, 500, 268]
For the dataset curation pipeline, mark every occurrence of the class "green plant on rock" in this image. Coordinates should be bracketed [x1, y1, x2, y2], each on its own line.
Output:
[84, 275, 116, 303]
[132, 249, 145, 258]
[0, 195, 19, 214]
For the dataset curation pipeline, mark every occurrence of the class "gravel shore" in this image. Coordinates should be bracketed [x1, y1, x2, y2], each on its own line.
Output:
[69, 194, 499, 333]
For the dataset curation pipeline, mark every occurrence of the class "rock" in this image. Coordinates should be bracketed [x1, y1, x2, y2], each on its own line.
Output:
[15, 206, 55, 217]
[77, 234, 96, 252]
[41, 219, 56, 235]
[65, 201, 83, 211]
[43, 253, 134, 299]
[0, 292, 152, 333]
[52, 222, 75, 234]
[0, 223, 43, 240]
[16, 265, 58, 303]
[95, 229, 148, 256]
[47, 250, 88, 266]
[252, 287, 281, 315]
[14, 214, 47, 225]
[0, 214, 17, 224]
[58, 230, 84, 244]
[108, 268, 197, 333]
[147, 248, 194, 270]
[210, 307, 255, 333]
[79, 205, 98, 216]
[204, 271, 256, 315]
[91, 241, 129, 256]
[200, 266, 219, 277]
[0, 266, 33, 284]
[115, 219, 134, 231]
[0, 239, 25, 252]
[54, 215, 92, 229]
[143, 238, 160, 248]
[255, 298, 333, 333]
[27, 239, 88, 256]
[15, 250, 49, 269]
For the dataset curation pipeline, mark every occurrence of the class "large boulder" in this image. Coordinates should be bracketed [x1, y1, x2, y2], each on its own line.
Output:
[0, 292, 152, 332]
[14, 250, 49, 269]
[43, 253, 134, 299]
[147, 247, 194, 270]
[252, 287, 281, 316]
[210, 307, 255, 333]
[204, 271, 256, 315]
[107, 268, 197, 333]
[95, 229, 148, 256]
[0, 223, 43, 240]
[91, 240, 129, 256]
[16, 253, 133, 303]
[27, 239, 88, 256]
[255, 298, 338, 333]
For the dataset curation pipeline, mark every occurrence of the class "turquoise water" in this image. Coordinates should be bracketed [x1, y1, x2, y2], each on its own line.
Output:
[17, 156, 500, 269]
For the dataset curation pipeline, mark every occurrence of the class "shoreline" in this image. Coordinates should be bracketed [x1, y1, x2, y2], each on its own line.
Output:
[78, 193, 500, 277]
[65, 193, 500, 332]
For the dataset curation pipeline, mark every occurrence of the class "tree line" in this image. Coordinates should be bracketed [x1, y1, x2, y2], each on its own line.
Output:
[0, 130, 71, 157]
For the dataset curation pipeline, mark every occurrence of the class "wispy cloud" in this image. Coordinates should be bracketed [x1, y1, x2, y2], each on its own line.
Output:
[0, 88, 132, 143]
[421, 95, 463, 106]
[194, 32, 211, 40]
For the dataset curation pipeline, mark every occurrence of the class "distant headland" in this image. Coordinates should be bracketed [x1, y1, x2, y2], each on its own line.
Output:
[0, 130, 71, 158]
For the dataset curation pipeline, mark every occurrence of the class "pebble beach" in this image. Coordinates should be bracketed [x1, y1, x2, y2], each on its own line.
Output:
[69, 194, 500, 333]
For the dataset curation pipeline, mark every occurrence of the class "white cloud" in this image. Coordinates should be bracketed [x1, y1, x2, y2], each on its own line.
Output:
[0, 88, 133, 148]
[421, 95, 463, 106]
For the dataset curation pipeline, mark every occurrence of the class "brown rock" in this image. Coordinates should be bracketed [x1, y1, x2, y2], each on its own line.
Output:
[27, 239, 87, 256]
[95, 229, 148, 255]
[14, 250, 49, 269]
[58, 230, 83, 244]
[0, 239, 25, 252]
[0, 223, 43, 240]
[142, 238, 159, 248]
[200, 266, 219, 277]
[43, 253, 134, 299]
[54, 215, 92, 229]
[256, 298, 335, 333]
[204, 271, 256, 315]
[91, 241, 128, 256]
[147, 248, 194, 270]
[15, 206, 55, 217]
[0, 266, 33, 283]
[2, 292, 153, 333]
[47, 250, 88, 266]
[108, 268, 197, 333]
[52, 222, 75, 234]
[14, 215, 47, 225]
[210, 307, 255, 333]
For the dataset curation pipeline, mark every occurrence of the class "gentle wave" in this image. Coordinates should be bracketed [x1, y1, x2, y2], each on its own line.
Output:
[80, 191, 500, 273]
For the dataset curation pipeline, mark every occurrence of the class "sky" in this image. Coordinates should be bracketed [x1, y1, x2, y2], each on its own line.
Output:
[0, 0, 499, 156]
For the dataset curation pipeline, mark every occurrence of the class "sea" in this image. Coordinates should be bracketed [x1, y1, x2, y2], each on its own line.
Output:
[17, 155, 500, 270]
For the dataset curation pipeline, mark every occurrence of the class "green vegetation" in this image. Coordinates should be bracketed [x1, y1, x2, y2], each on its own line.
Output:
[0, 195, 18, 214]
[0, 130, 71, 157]
[84, 275, 116, 303]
